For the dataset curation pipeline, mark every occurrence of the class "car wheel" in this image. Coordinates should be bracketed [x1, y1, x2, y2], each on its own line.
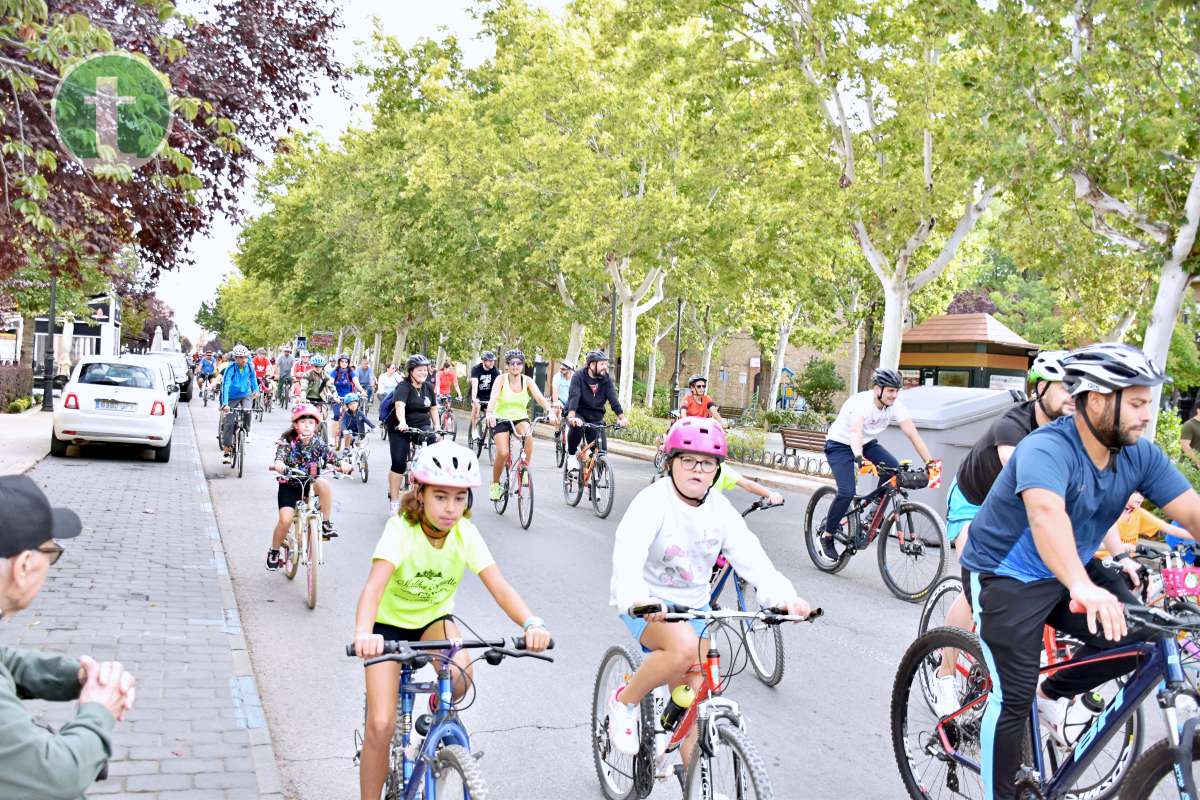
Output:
[154, 439, 172, 463]
[49, 432, 69, 457]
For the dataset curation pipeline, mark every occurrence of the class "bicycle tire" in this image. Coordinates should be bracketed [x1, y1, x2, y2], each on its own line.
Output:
[202, 388, 208, 407]
[493, 464, 510, 515]
[283, 518, 300, 580]
[485, 430, 494, 464]
[918, 575, 964, 637]
[1117, 733, 1200, 800]
[359, 451, 369, 483]
[517, 465, 534, 529]
[802, 486, 854, 573]
[431, 743, 488, 799]
[591, 645, 654, 800]
[555, 426, 566, 468]
[442, 410, 457, 442]
[734, 576, 785, 687]
[236, 429, 245, 478]
[591, 456, 615, 519]
[683, 718, 774, 800]
[877, 501, 946, 603]
[305, 515, 320, 610]
[563, 460, 583, 507]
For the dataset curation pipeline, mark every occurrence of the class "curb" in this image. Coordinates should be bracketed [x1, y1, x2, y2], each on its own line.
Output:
[2, 407, 53, 475]
[185, 406, 287, 800]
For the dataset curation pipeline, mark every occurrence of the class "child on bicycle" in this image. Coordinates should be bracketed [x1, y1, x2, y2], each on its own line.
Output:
[267, 404, 352, 570]
[337, 392, 375, 451]
[607, 418, 811, 761]
[351, 441, 552, 800]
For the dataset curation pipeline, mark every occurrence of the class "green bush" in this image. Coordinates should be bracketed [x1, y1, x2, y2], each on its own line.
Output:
[728, 427, 766, 452]
[765, 409, 801, 428]
[1157, 409, 1184, 462]
[8, 398, 28, 413]
[765, 408, 833, 429]
[795, 357, 846, 414]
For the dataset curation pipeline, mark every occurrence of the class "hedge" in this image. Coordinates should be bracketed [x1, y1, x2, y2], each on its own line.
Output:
[0, 365, 33, 410]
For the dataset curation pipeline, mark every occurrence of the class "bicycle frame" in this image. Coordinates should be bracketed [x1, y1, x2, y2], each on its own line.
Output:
[393, 656, 472, 799]
[577, 424, 610, 486]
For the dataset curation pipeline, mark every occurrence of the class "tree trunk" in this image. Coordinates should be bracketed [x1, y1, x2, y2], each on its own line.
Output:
[351, 336, 363, 365]
[391, 326, 409, 367]
[877, 279, 909, 370]
[618, 302, 638, 409]
[606, 255, 666, 410]
[758, 350, 773, 411]
[565, 321, 585, 367]
[1103, 308, 1137, 343]
[643, 318, 676, 408]
[335, 327, 345, 357]
[848, 294, 862, 394]
[768, 302, 803, 411]
[371, 332, 382, 372]
[701, 333, 722, 380]
[858, 309, 878, 391]
[1143, 260, 1193, 432]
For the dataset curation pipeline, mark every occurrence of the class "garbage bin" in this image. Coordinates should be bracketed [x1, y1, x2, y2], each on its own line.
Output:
[873, 385, 1026, 514]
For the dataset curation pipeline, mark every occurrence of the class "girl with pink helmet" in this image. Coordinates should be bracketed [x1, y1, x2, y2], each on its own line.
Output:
[604, 417, 813, 763]
[350, 440, 552, 800]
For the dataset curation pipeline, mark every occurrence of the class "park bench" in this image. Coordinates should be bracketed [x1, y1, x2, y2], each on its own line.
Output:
[779, 425, 826, 456]
[717, 405, 745, 422]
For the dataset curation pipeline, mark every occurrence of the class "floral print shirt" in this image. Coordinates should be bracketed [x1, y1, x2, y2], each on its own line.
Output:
[274, 435, 337, 482]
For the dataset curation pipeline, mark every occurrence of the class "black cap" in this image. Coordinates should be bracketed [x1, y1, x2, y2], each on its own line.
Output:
[0, 476, 82, 558]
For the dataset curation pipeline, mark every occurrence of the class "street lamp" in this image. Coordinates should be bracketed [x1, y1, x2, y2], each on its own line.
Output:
[39, 273, 56, 411]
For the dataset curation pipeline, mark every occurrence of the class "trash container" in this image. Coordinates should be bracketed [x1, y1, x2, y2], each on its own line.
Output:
[873, 386, 1026, 514]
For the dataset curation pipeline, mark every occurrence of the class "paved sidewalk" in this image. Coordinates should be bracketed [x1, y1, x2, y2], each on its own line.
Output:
[0, 406, 52, 474]
[4, 404, 284, 799]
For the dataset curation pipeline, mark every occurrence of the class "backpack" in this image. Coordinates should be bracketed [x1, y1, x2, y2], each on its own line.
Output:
[378, 388, 396, 425]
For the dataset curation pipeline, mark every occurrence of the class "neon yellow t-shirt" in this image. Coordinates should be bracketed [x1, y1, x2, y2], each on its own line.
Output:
[714, 463, 742, 493]
[371, 515, 495, 629]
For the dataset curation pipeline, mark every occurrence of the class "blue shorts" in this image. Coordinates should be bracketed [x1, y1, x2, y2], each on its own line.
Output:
[620, 606, 712, 654]
[945, 478, 981, 544]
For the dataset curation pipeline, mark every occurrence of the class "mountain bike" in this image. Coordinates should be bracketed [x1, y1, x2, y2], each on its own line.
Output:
[563, 422, 620, 519]
[342, 432, 370, 484]
[437, 394, 457, 442]
[347, 633, 554, 800]
[397, 429, 443, 493]
[278, 377, 292, 410]
[592, 604, 822, 800]
[803, 460, 945, 602]
[253, 393, 266, 423]
[274, 468, 342, 610]
[491, 415, 550, 529]
[199, 376, 214, 407]
[709, 498, 787, 686]
[892, 590, 1200, 800]
[471, 412, 494, 463]
[221, 404, 251, 478]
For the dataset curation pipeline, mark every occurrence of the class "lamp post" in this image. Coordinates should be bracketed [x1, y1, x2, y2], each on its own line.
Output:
[40, 273, 57, 411]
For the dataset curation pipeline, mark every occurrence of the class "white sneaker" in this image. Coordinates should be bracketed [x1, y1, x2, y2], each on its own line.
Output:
[606, 687, 640, 756]
[567, 454, 581, 472]
[244, 433, 251, 443]
[930, 673, 960, 717]
[1037, 694, 1070, 747]
[388, 500, 400, 516]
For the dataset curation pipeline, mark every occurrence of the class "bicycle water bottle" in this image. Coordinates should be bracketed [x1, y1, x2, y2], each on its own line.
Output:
[660, 684, 696, 731]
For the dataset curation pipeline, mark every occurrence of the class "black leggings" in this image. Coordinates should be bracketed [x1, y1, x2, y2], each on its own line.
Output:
[389, 426, 432, 475]
[963, 561, 1143, 800]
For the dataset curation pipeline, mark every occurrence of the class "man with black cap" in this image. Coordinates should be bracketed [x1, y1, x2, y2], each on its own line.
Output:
[0, 475, 136, 798]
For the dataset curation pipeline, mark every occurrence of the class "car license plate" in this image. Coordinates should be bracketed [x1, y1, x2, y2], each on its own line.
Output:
[95, 399, 136, 412]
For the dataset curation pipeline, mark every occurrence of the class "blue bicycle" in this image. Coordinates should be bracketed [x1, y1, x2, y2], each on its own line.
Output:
[891, 601, 1200, 799]
[347, 634, 554, 799]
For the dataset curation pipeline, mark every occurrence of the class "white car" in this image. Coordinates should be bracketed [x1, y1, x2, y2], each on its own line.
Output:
[51, 355, 179, 462]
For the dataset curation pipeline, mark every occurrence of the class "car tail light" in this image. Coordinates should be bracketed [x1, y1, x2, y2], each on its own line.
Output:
[151, 400, 165, 416]
[63, 393, 79, 410]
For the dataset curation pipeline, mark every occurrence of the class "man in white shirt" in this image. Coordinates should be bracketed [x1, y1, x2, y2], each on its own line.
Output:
[819, 368, 934, 561]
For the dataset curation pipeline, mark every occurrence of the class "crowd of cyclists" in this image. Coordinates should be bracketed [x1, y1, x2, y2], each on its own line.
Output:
[15, 334, 1194, 799]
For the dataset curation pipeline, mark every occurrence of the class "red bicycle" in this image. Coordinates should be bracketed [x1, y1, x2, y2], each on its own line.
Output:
[491, 415, 549, 529]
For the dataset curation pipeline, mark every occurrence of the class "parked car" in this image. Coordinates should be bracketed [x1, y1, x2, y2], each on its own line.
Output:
[144, 351, 193, 402]
[51, 355, 178, 462]
[128, 355, 179, 417]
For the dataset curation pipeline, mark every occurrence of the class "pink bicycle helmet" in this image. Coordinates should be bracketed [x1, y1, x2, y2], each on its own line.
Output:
[410, 441, 482, 488]
[663, 417, 727, 460]
[292, 403, 322, 423]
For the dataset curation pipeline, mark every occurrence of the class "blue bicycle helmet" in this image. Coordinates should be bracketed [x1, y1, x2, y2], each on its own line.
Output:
[343, 392, 360, 405]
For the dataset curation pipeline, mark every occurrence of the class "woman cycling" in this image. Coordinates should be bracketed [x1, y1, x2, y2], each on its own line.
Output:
[351, 441, 551, 800]
[606, 418, 811, 761]
[385, 355, 442, 516]
[330, 354, 364, 445]
[266, 404, 352, 570]
[484, 348, 559, 502]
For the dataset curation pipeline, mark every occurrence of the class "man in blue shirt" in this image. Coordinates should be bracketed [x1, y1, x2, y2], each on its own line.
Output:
[219, 344, 260, 464]
[197, 353, 216, 396]
[961, 343, 1200, 800]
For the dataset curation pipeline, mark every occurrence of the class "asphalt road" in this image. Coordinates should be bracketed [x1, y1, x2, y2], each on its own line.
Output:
[192, 401, 945, 800]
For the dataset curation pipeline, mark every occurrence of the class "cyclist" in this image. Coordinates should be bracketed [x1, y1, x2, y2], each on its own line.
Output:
[384, 355, 443, 516]
[303, 355, 334, 430]
[930, 350, 1074, 713]
[679, 374, 723, 425]
[377, 362, 401, 401]
[606, 418, 811, 760]
[484, 349, 560, 501]
[251, 347, 270, 389]
[356, 356, 377, 407]
[351, 441, 551, 800]
[818, 368, 935, 562]
[219, 345, 260, 464]
[550, 360, 574, 410]
[275, 345, 295, 405]
[267, 404, 353, 569]
[291, 351, 311, 402]
[960, 343, 1200, 800]
[197, 352, 216, 397]
[468, 351, 499, 447]
[338, 392, 376, 451]
[330, 355, 364, 445]
[435, 360, 461, 402]
[565, 350, 629, 472]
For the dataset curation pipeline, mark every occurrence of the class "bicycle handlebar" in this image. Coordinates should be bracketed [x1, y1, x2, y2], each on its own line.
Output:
[345, 636, 556, 659]
[742, 498, 784, 517]
[629, 602, 822, 623]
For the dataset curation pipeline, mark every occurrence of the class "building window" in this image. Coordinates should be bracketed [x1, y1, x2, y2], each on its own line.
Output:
[937, 369, 971, 388]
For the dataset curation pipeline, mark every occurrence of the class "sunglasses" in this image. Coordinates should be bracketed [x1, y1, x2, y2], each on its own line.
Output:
[37, 541, 64, 565]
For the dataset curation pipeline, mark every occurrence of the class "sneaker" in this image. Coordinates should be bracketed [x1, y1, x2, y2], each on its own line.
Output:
[930, 673, 960, 717]
[606, 687, 640, 756]
[389, 500, 401, 516]
[266, 549, 281, 571]
[1037, 693, 1070, 747]
[567, 454, 581, 472]
[244, 433, 251, 443]
[222, 451, 232, 465]
[322, 520, 338, 540]
[819, 533, 840, 561]
[489, 482, 503, 502]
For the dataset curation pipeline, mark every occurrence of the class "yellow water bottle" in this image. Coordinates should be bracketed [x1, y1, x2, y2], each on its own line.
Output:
[660, 684, 696, 731]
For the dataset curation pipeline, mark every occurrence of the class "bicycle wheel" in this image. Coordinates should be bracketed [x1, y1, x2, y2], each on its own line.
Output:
[283, 518, 300, 580]
[877, 501, 946, 603]
[430, 743, 488, 799]
[305, 515, 320, 609]
[359, 450, 369, 483]
[1118, 733, 1200, 800]
[442, 410, 457, 442]
[493, 464, 510, 514]
[235, 428, 245, 478]
[563, 460, 583, 507]
[202, 387, 208, 407]
[555, 426, 566, 468]
[591, 455, 615, 519]
[733, 575, 785, 687]
[918, 575, 964, 637]
[683, 717, 773, 799]
[485, 430, 494, 464]
[517, 464, 534, 529]
[803, 486, 854, 573]
[591, 645, 655, 800]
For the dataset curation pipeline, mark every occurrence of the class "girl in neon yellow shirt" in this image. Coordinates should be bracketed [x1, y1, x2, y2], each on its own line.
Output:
[351, 441, 551, 800]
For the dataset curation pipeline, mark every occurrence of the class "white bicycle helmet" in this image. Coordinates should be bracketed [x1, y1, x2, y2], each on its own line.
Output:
[231, 344, 250, 358]
[409, 441, 482, 488]
[1028, 350, 1068, 384]
[1062, 343, 1168, 396]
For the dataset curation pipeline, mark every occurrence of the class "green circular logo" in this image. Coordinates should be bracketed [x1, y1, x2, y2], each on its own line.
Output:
[52, 52, 172, 171]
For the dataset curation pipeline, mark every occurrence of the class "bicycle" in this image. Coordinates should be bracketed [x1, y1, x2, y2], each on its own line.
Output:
[649, 411, 680, 482]
[220, 405, 251, 478]
[274, 467, 342, 610]
[554, 413, 569, 468]
[342, 432, 370, 484]
[563, 422, 620, 519]
[592, 604, 822, 800]
[346, 633, 554, 800]
[708, 498, 787, 686]
[470, 411, 494, 463]
[437, 394, 458, 442]
[278, 378, 292, 411]
[396, 429, 443, 493]
[198, 376, 214, 407]
[803, 460, 946, 602]
[491, 415, 550, 529]
[892, 585, 1200, 800]
[262, 383, 274, 416]
[253, 393, 265, 423]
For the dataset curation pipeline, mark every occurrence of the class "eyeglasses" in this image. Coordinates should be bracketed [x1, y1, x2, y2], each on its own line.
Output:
[677, 455, 719, 473]
[37, 541, 64, 566]
[692, 384, 707, 390]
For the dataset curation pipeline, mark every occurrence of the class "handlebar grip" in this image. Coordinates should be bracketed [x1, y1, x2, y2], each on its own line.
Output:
[514, 636, 556, 651]
[1069, 599, 1085, 614]
[345, 644, 355, 657]
[629, 602, 689, 617]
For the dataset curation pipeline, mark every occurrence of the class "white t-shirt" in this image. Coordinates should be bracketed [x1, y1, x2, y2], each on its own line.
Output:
[609, 477, 796, 611]
[825, 390, 910, 445]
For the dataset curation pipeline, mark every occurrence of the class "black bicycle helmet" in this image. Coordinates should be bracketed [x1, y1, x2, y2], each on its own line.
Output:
[687, 374, 706, 387]
[871, 368, 903, 389]
[505, 348, 525, 364]
[586, 350, 609, 365]
[406, 354, 432, 372]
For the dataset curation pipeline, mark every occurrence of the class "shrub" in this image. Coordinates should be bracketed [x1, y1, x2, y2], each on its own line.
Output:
[795, 357, 846, 414]
[0, 365, 33, 409]
[727, 427, 766, 452]
[1157, 409, 1184, 462]
[764, 409, 800, 428]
